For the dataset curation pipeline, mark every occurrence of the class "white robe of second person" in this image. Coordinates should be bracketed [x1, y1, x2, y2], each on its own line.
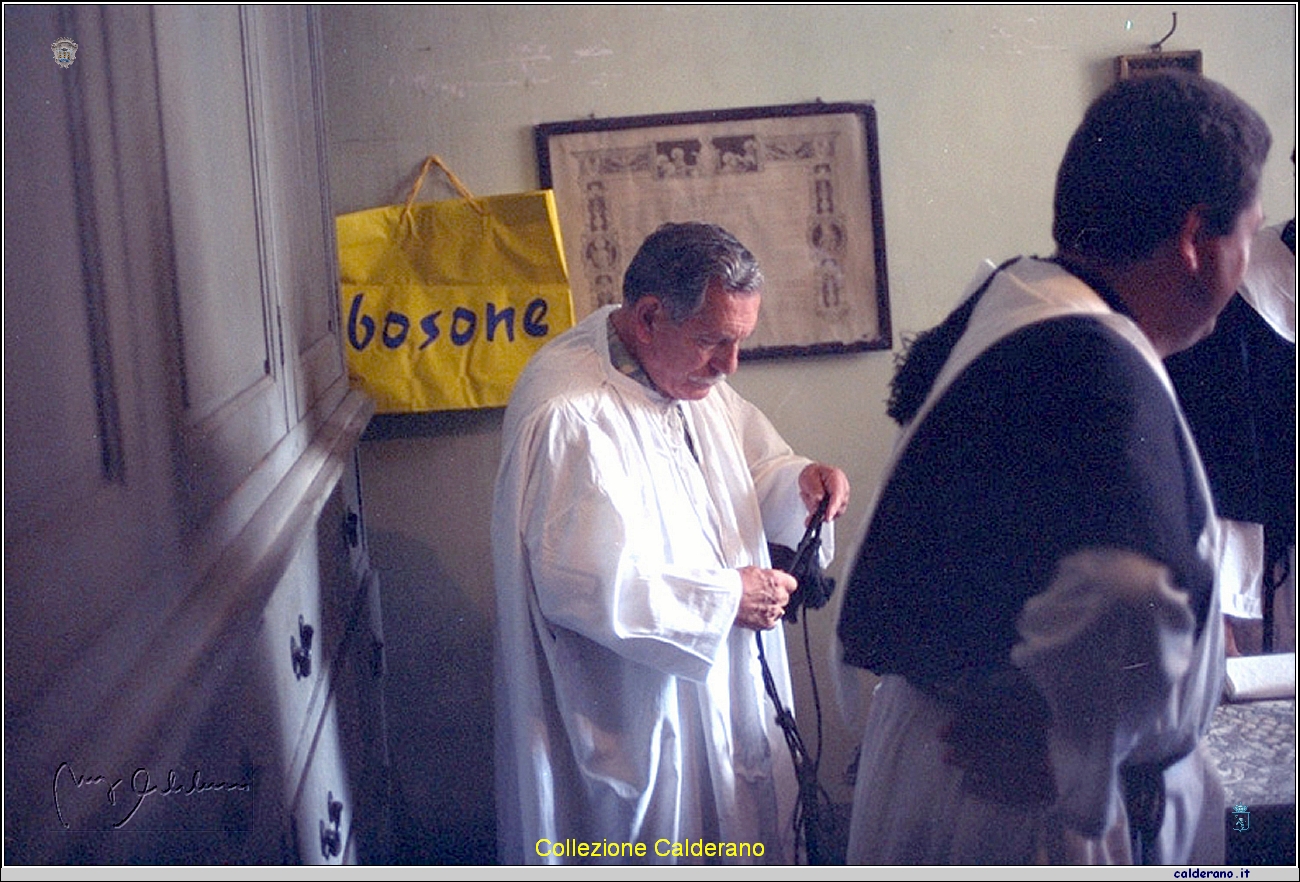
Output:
[492, 306, 824, 864]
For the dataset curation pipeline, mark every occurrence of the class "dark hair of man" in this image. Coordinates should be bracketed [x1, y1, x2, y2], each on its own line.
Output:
[1053, 71, 1271, 263]
[622, 222, 763, 321]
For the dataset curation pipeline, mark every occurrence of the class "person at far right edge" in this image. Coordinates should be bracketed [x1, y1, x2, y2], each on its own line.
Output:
[838, 72, 1270, 865]
[1165, 148, 1296, 656]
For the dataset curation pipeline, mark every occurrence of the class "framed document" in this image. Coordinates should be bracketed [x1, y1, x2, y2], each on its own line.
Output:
[1116, 50, 1202, 80]
[535, 102, 891, 357]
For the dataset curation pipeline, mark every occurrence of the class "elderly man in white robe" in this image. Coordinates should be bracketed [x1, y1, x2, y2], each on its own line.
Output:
[493, 222, 850, 865]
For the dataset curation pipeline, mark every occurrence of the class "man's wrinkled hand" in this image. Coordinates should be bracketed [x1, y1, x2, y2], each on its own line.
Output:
[798, 463, 851, 523]
[735, 566, 797, 630]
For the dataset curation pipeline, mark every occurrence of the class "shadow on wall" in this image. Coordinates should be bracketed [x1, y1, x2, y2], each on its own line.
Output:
[371, 527, 496, 864]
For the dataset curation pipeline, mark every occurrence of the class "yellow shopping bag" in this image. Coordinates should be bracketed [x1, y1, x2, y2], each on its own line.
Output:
[337, 155, 572, 412]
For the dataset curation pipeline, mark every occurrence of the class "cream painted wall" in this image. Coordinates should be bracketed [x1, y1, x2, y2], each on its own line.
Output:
[319, 4, 1295, 861]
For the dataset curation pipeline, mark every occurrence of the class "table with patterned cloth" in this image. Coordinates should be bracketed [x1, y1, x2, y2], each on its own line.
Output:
[1206, 698, 1296, 865]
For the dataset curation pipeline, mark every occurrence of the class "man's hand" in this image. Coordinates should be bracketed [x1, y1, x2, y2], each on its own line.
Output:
[734, 566, 798, 630]
[799, 463, 851, 522]
[936, 671, 1056, 807]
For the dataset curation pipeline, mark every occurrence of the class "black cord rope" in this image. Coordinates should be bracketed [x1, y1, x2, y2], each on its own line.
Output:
[755, 496, 836, 863]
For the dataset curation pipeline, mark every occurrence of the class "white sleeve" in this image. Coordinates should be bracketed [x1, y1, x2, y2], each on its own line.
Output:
[519, 404, 741, 683]
[1216, 517, 1266, 619]
[728, 390, 835, 561]
[1010, 548, 1202, 836]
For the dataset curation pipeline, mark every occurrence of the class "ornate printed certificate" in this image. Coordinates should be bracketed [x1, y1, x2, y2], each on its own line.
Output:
[536, 102, 891, 357]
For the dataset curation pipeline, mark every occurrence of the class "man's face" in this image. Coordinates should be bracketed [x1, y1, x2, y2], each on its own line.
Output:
[1188, 199, 1266, 343]
[640, 281, 761, 400]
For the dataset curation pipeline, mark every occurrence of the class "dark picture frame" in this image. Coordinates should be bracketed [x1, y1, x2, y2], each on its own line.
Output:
[1115, 50, 1203, 80]
[535, 102, 891, 358]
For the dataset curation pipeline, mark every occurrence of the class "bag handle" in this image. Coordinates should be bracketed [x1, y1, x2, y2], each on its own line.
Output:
[401, 155, 488, 229]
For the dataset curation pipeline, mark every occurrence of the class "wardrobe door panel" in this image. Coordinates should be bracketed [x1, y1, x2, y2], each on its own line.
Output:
[153, 5, 293, 530]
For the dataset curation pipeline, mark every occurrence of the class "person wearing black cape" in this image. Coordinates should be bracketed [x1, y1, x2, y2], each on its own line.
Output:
[838, 72, 1270, 865]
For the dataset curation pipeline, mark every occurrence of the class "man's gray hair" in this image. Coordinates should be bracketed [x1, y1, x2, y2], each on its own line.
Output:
[622, 222, 763, 321]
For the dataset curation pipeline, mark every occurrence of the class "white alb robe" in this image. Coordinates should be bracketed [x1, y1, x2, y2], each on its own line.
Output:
[493, 306, 827, 864]
[1238, 220, 1295, 344]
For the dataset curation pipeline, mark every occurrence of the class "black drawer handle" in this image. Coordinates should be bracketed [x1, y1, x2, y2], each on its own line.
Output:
[319, 790, 343, 859]
[290, 615, 314, 680]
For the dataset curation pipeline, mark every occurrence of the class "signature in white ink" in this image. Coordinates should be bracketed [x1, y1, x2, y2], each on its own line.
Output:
[53, 762, 251, 829]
